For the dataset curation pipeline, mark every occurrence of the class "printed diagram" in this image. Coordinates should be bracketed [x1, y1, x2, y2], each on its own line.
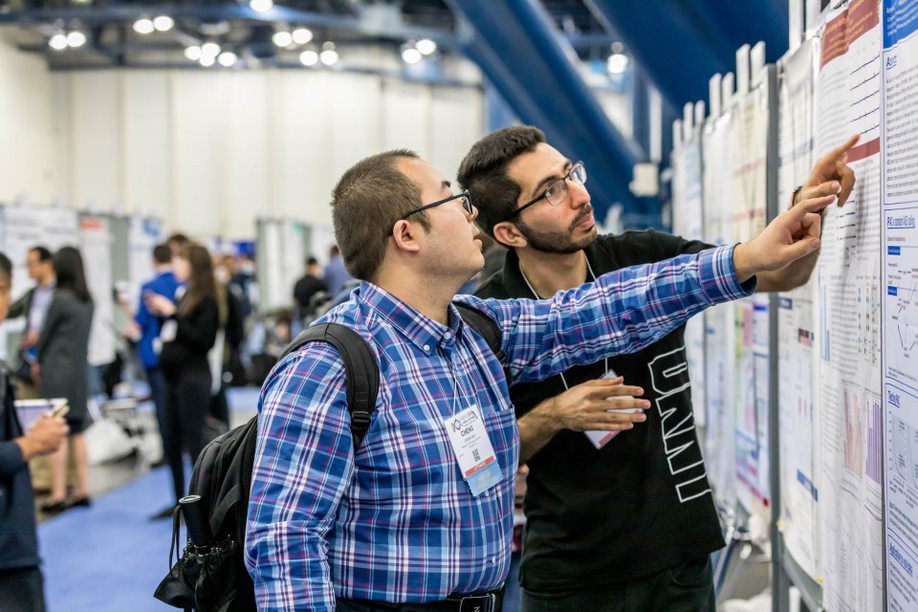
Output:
[891, 416, 918, 493]
[894, 282, 918, 356]
[887, 249, 918, 386]
[857, 282, 881, 365]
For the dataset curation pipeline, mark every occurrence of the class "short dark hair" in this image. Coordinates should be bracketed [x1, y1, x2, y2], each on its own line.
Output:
[306, 256, 319, 267]
[29, 246, 53, 262]
[457, 125, 546, 239]
[153, 243, 172, 264]
[168, 233, 190, 247]
[0, 251, 11, 283]
[331, 149, 429, 281]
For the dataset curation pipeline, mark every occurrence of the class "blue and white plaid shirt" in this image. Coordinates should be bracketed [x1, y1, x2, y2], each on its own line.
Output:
[245, 245, 752, 610]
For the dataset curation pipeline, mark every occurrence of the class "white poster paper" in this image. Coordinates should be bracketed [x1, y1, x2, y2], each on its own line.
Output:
[777, 37, 821, 579]
[882, 0, 918, 609]
[814, 2, 885, 609]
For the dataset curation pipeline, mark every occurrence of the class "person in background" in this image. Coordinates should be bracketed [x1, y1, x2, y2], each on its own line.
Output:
[0, 250, 69, 612]
[33, 247, 94, 514]
[166, 233, 191, 259]
[8, 246, 56, 388]
[323, 244, 353, 298]
[127, 243, 180, 472]
[209, 253, 244, 429]
[292, 256, 327, 323]
[146, 243, 220, 518]
[459, 125, 857, 611]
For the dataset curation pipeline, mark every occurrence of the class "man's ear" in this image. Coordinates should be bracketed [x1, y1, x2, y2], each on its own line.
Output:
[391, 219, 423, 253]
[493, 221, 527, 249]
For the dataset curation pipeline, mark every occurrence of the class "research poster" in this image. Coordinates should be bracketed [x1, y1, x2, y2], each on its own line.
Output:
[672, 131, 707, 427]
[0, 205, 80, 302]
[882, 0, 918, 609]
[79, 215, 117, 367]
[813, 1, 885, 609]
[776, 37, 821, 579]
[702, 111, 737, 507]
[728, 83, 772, 516]
[258, 219, 286, 312]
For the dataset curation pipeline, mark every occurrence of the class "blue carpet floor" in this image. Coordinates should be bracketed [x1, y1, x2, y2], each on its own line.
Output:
[39, 466, 178, 612]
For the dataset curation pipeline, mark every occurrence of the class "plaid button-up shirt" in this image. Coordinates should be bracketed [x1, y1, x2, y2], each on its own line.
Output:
[245, 245, 752, 610]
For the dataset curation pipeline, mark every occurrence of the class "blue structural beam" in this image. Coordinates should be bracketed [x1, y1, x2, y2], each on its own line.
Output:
[691, 0, 789, 64]
[587, 0, 789, 109]
[448, 0, 648, 220]
[587, 0, 730, 108]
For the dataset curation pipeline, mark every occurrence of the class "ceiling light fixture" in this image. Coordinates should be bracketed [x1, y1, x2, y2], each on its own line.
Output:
[153, 16, 174, 32]
[250, 0, 274, 13]
[319, 42, 339, 66]
[416, 38, 436, 56]
[133, 18, 154, 35]
[218, 51, 237, 67]
[48, 33, 68, 51]
[607, 52, 629, 75]
[292, 28, 313, 45]
[66, 31, 87, 48]
[272, 31, 293, 48]
[401, 48, 422, 64]
[299, 49, 319, 66]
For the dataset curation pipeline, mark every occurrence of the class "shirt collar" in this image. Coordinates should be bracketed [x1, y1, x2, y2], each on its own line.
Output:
[499, 243, 602, 298]
[358, 281, 465, 354]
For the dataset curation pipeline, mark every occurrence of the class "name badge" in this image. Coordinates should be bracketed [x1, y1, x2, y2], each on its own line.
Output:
[584, 369, 640, 449]
[444, 405, 502, 496]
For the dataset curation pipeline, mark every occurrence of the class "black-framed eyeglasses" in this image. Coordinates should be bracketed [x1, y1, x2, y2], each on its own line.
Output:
[499, 161, 587, 223]
[388, 190, 474, 235]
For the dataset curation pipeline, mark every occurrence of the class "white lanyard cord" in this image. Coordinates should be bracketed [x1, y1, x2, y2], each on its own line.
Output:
[518, 254, 609, 390]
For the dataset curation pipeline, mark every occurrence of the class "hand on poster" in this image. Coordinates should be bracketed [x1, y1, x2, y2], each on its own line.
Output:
[795, 134, 859, 207]
[734, 195, 835, 280]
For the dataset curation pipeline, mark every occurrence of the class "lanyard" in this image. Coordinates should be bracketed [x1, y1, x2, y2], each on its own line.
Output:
[519, 254, 609, 390]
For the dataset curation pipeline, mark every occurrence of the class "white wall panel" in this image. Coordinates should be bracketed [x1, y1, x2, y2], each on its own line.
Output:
[224, 71, 270, 237]
[70, 71, 121, 212]
[381, 78, 430, 155]
[329, 73, 383, 188]
[0, 40, 57, 204]
[429, 86, 485, 184]
[170, 72, 230, 236]
[2, 37, 484, 239]
[271, 70, 334, 224]
[122, 71, 171, 218]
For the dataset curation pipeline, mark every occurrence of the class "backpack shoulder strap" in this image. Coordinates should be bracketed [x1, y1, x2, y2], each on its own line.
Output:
[282, 323, 379, 450]
[454, 303, 507, 369]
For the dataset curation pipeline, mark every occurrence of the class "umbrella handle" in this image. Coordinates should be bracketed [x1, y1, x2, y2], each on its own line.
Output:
[180, 495, 213, 548]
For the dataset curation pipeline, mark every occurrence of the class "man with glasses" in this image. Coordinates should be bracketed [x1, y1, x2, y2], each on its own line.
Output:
[246, 148, 836, 611]
[458, 125, 857, 611]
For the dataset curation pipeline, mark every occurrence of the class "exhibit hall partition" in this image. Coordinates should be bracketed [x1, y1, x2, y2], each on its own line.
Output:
[256, 218, 308, 313]
[0, 204, 163, 369]
[670, 0, 918, 609]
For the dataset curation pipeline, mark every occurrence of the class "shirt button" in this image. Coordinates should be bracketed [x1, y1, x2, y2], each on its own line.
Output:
[444, 331, 452, 340]
[423, 344, 430, 351]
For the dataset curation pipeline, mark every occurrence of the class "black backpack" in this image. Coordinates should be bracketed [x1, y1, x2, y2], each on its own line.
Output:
[154, 303, 504, 611]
